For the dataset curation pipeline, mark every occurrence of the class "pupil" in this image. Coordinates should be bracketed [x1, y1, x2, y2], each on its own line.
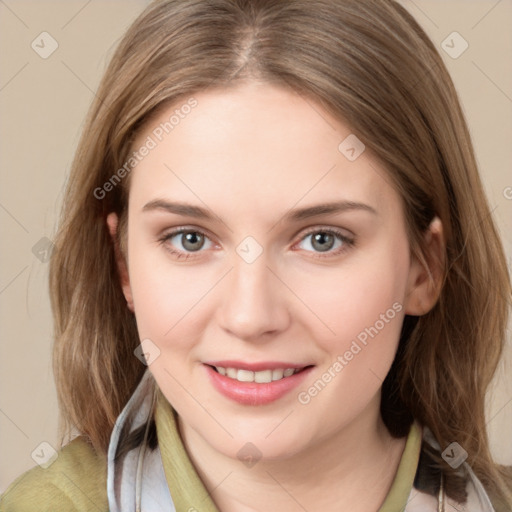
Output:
[183, 232, 203, 251]
[313, 232, 334, 252]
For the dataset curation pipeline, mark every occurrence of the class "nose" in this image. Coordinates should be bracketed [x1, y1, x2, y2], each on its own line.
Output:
[217, 253, 291, 343]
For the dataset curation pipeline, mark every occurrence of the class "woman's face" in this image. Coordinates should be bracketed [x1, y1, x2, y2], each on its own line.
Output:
[118, 82, 425, 461]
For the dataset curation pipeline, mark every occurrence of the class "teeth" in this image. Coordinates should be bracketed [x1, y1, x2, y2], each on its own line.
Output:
[272, 369, 284, 380]
[214, 366, 301, 383]
[255, 370, 272, 383]
[237, 369, 254, 382]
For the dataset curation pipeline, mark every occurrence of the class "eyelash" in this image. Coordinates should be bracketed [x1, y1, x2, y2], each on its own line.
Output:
[158, 226, 355, 261]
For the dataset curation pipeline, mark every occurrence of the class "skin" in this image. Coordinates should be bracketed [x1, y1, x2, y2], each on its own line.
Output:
[107, 81, 444, 512]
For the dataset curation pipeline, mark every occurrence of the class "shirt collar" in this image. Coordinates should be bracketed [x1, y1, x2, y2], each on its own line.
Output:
[155, 387, 422, 512]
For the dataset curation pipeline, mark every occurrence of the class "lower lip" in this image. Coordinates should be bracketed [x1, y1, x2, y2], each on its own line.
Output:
[204, 364, 314, 405]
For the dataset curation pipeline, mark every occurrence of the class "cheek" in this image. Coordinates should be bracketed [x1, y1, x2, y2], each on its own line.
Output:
[292, 247, 408, 423]
[294, 246, 408, 345]
[127, 237, 214, 345]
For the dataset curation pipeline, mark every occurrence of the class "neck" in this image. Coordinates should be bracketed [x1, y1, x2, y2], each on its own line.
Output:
[177, 394, 408, 512]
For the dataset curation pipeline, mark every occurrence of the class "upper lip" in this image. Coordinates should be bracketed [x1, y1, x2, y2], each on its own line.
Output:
[203, 360, 313, 371]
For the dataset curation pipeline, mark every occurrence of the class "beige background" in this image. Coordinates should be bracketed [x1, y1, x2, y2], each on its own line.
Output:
[0, 0, 511, 493]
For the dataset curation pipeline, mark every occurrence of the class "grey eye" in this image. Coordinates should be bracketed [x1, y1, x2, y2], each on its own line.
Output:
[298, 231, 344, 253]
[310, 232, 336, 252]
[168, 231, 211, 252]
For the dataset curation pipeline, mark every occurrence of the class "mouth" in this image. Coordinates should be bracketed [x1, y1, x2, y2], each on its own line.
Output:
[206, 365, 309, 383]
[203, 361, 315, 405]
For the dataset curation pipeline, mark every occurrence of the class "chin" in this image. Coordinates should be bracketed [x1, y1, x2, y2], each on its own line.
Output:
[208, 422, 313, 463]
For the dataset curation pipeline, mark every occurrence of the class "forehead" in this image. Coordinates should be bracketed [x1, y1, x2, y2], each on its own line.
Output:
[128, 83, 401, 222]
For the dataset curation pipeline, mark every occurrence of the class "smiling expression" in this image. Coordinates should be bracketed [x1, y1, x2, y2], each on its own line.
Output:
[114, 81, 424, 460]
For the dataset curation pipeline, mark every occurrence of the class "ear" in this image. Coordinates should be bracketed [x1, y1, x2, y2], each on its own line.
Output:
[404, 217, 445, 316]
[106, 212, 134, 313]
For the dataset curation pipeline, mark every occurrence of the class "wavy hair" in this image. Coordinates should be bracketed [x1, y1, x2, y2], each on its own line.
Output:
[49, 0, 511, 507]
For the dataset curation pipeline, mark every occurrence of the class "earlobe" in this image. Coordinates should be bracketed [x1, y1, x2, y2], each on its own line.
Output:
[404, 217, 445, 316]
[106, 212, 134, 313]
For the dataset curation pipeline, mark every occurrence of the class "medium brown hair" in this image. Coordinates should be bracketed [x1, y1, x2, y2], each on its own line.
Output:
[49, 0, 511, 506]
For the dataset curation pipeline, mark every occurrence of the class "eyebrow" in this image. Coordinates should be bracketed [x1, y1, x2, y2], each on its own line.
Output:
[142, 199, 377, 223]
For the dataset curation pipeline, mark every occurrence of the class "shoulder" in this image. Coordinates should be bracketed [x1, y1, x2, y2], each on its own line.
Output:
[414, 427, 511, 512]
[487, 465, 512, 512]
[0, 436, 108, 512]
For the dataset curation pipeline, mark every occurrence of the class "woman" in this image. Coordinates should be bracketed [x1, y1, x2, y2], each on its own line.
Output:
[1, 0, 511, 510]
